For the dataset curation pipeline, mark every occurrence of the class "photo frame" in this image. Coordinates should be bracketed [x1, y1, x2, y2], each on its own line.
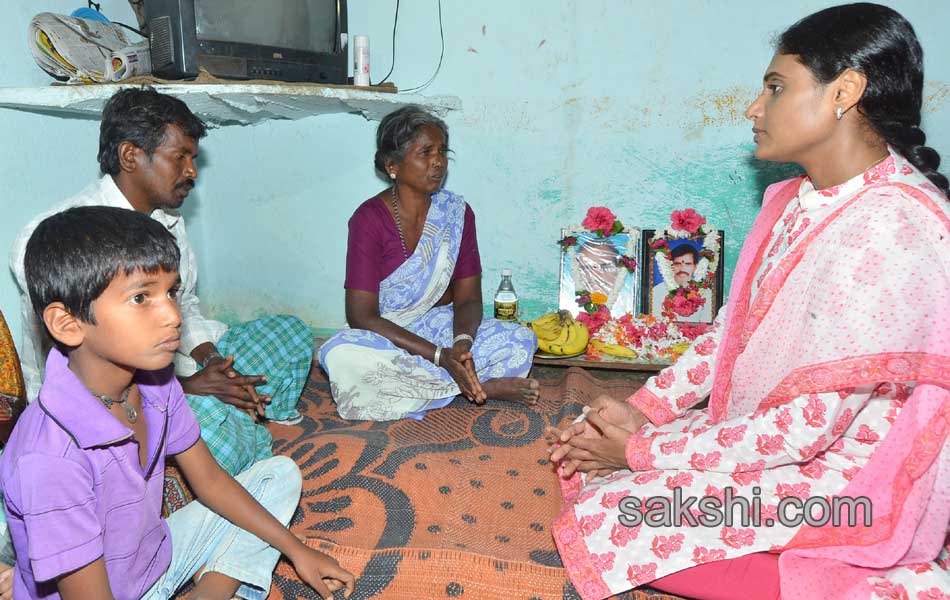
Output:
[640, 228, 725, 324]
[558, 226, 641, 318]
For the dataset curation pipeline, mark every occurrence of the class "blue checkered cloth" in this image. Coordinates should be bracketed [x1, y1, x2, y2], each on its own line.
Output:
[186, 315, 313, 476]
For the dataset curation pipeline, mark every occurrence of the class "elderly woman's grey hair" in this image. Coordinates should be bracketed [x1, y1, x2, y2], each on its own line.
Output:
[374, 105, 450, 177]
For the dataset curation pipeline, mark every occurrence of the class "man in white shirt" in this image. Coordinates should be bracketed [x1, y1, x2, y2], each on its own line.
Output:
[9, 88, 312, 477]
[651, 244, 714, 323]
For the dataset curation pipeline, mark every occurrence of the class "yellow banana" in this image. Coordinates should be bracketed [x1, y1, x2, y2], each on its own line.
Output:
[531, 312, 561, 329]
[528, 311, 566, 341]
[537, 321, 571, 353]
[590, 339, 639, 359]
[531, 320, 563, 342]
[543, 320, 589, 355]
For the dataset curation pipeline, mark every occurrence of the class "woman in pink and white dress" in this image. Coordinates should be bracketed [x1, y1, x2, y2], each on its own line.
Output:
[548, 4, 950, 600]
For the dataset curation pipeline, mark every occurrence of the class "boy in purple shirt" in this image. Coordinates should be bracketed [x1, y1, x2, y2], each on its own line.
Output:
[0, 206, 354, 600]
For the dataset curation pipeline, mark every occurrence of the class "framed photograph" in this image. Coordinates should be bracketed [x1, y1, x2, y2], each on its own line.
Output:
[558, 226, 641, 318]
[640, 228, 724, 324]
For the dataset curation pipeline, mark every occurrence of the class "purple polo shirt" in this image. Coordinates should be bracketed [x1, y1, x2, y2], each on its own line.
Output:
[0, 348, 201, 600]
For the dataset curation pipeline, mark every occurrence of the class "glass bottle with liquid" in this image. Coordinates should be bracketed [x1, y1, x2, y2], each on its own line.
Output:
[494, 269, 518, 321]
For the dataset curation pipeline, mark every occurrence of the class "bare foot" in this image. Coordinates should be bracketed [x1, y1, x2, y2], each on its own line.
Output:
[481, 378, 540, 405]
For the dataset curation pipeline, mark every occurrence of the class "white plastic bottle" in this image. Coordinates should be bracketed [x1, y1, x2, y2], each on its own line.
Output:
[494, 269, 518, 321]
[353, 35, 370, 86]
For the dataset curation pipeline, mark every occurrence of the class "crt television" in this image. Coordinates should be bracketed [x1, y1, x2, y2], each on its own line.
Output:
[146, 0, 348, 84]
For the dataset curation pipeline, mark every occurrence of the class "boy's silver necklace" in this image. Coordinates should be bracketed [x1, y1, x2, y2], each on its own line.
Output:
[94, 385, 138, 423]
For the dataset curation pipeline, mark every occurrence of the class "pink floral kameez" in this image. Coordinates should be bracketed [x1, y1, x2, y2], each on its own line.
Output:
[554, 152, 950, 600]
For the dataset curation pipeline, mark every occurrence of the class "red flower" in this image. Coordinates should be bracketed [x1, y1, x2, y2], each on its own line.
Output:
[670, 208, 707, 234]
[799, 434, 828, 460]
[620, 255, 638, 272]
[802, 394, 827, 428]
[582, 206, 618, 236]
[675, 321, 710, 340]
[663, 283, 707, 317]
[558, 235, 578, 248]
[575, 305, 611, 336]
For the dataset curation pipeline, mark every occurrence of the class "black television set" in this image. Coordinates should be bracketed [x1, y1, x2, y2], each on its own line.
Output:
[146, 0, 348, 84]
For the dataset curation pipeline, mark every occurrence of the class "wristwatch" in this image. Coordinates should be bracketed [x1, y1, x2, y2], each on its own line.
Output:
[200, 350, 224, 368]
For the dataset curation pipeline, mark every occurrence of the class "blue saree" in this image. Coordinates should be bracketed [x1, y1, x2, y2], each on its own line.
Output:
[318, 190, 537, 421]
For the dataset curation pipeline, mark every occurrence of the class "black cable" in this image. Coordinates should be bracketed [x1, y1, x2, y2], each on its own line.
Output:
[85, 0, 146, 37]
[400, 0, 443, 94]
[113, 21, 146, 38]
[374, 0, 399, 86]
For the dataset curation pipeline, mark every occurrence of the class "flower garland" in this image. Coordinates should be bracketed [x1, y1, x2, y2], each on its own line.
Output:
[558, 207, 638, 272]
[662, 282, 708, 319]
[586, 313, 711, 362]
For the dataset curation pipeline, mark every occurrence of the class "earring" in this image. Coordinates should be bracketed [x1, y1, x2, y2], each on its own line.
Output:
[835, 107, 843, 121]
[389, 172, 396, 179]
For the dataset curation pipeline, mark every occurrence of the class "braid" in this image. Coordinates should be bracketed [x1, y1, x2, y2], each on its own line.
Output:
[778, 4, 949, 199]
[874, 119, 950, 196]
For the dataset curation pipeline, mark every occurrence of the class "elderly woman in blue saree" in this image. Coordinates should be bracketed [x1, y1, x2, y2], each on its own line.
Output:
[318, 106, 539, 421]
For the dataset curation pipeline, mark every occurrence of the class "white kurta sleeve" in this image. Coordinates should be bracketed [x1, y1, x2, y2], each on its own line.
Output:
[626, 304, 728, 426]
[625, 384, 880, 473]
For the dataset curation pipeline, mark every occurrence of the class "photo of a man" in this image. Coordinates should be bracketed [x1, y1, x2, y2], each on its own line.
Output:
[650, 242, 714, 323]
[558, 229, 640, 318]
[575, 237, 622, 299]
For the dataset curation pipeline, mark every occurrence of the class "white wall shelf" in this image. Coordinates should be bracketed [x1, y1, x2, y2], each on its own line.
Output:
[0, 83, 461, 126]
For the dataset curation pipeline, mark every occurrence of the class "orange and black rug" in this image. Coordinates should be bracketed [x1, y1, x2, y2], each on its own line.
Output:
[263, 366, 683, 600]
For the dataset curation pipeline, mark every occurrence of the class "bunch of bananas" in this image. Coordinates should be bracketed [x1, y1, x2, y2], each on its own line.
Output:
[527, 311, 590, 355]
[590, 339, 639, 359]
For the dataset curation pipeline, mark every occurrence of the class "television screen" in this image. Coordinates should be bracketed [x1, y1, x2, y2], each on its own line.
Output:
[195, 0, 338, 55]
[147, 0, 348, 83]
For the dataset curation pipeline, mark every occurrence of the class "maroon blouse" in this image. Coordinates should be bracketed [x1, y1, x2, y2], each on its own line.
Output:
[344, 195, 482, 293]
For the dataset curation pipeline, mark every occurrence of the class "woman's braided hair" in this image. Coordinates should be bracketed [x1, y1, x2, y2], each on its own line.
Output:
[779, 2, 948, 197]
